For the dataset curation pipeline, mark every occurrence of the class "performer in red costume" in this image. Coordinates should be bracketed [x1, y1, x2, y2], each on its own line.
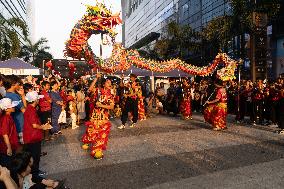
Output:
[137, 85, 146, 121]
[204, 79, 228, 131]
[82, 74, 114, 159]
[118, 74, 139, 129]
[180, 79, 192, 120]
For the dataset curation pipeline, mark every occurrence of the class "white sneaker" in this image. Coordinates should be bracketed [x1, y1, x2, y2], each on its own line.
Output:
[72, 125, 79, 129]
[279, 130, 284, 135]
[130, 123, 136, 128]
[118, 125, 125, 130]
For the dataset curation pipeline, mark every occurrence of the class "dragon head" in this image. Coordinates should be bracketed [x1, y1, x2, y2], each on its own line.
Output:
[82, 3, 122, 40]
[216, 53, 239, 81]
[64, 3, 122, 66]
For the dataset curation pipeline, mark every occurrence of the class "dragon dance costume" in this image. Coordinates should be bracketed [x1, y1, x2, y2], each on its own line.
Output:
[121, 81, 139, 126]
[204, 87, 228, 130]
[82, 88, 114, 159]
[180, 85, 192, 119]
[138, 88, 146, 121]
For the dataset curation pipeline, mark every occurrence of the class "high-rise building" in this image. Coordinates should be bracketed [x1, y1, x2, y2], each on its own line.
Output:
[0, 0, 35, 43]
[121, 0, 230, 49]
[0, 0, 28, 42]
[122, 0, 178, 49]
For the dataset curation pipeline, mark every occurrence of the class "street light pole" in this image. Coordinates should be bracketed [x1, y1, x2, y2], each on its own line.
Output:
[100, 33, 103, 57]
[238, 64, 241, 113]
[237, 59, 244, 116]
[42, 59, 45, 77]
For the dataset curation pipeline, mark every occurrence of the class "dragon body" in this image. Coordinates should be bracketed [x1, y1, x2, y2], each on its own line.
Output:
[65, 3, 238, 81]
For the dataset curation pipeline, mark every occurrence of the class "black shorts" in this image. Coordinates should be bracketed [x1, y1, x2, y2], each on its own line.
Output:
[39, 111, 51, 124]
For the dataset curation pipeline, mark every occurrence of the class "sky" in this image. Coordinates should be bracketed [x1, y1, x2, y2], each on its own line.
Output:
[33, 0, 122, 59]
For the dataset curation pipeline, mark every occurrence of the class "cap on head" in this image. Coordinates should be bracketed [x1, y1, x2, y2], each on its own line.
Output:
[0, 98, 19, 110]
[25, 91, 44, 102]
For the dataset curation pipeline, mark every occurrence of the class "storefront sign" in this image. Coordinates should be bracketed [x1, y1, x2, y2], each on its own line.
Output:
[0, 68, 40, 75]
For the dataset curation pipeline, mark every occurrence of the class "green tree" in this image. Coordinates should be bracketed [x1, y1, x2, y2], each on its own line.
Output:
[19, 38, 53, 68]
[202, 16, 231, 57]
[154, 21, 201, 60]
[0, 16, 28, 60]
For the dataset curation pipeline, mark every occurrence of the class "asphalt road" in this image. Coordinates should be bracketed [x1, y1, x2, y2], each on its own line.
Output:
[41, 113, 284, 189]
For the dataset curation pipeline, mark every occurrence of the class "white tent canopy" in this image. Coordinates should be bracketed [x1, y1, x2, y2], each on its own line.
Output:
[0, 58, 40, 75]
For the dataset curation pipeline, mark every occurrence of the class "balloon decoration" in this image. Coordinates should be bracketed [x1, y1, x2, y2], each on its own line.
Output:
[64, 2, 239, 81]
[45, 60, 53, 70]
[69, 62, 76, 78]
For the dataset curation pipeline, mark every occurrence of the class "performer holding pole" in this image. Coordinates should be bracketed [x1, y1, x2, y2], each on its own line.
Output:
[180, 79, 192, 120]
[118, 74, 139, 129]
[82, 73, 115, 159]
[203, 79, 228, 131]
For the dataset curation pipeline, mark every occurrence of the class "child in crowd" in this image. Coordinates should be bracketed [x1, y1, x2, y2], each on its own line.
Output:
[3, 75, 27, 145]
[114, 104, 122, 118]
[39, 81, 52, 141]
[0, 98, 20, 168]
[67, 95, 78, 129]
[156, 98, 163, 114]
[23, 91, 51, 183]
[145, 92, 158, 117]
[59, 84, 68, 129]
[23, 83, 33, 94]
[50, 81, 63, 135]
[58, 106, 67, 128]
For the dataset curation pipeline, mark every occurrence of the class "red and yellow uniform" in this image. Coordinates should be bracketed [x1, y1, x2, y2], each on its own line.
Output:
[204, 87, 227, 130]
[138, 88, 146, 121]
[180, 86, 192, 119]
[82, 88, 114, 159]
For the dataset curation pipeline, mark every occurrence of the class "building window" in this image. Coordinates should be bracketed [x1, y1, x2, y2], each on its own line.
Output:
[180, 3, 188, 21]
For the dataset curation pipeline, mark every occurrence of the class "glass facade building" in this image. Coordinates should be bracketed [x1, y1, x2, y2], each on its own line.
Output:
[178, 0, 230, 30]
[122, 0, 231, 48]
[122, 0, 178, 48]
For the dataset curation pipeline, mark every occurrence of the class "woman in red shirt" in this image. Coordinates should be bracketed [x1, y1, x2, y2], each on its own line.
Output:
[0, 98, 20, 167]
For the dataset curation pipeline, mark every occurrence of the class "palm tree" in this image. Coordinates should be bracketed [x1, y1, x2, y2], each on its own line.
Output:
[0, 16, 28, 60]
[19, 37, 53, 67]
